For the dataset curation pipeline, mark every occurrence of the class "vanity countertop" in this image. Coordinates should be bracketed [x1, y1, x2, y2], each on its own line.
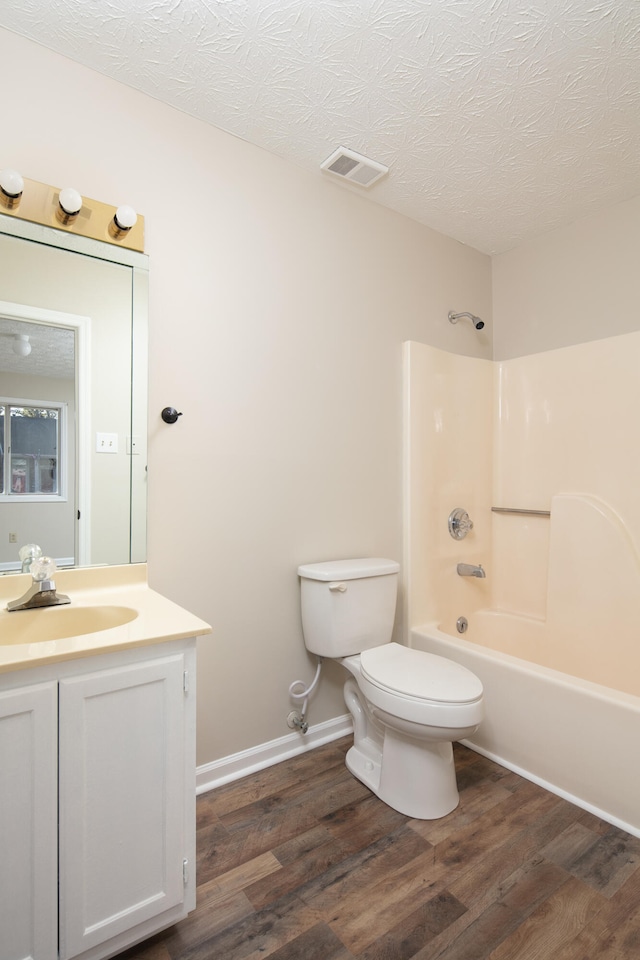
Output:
[0, 564, 211, 674]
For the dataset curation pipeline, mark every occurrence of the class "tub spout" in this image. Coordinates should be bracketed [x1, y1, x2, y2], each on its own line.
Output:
[457, 562, 486, 578]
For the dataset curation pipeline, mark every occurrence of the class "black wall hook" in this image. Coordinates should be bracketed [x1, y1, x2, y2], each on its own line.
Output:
[161, 407, 183, 424]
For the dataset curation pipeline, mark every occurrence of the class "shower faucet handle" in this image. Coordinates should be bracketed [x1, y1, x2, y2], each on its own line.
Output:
[448, 508, 474, 540]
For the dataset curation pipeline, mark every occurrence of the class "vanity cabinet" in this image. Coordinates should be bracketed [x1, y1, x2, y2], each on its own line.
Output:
[0, 639, 197, 960]
[0, 681, 58, 960]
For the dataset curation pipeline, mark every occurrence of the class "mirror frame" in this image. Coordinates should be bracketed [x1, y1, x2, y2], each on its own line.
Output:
[0, 212, 149, 569]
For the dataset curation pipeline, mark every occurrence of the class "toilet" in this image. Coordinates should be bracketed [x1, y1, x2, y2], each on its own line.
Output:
[298, 557, 484, 819]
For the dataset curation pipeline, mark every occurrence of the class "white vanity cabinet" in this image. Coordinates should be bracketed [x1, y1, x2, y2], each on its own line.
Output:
[0, 681, 58, 960]
[0, 638, 197, 960]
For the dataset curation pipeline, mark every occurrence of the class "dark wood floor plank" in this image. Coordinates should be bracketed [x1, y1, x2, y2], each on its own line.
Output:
[266, 921, 356, 960]
[585, 905, 640, 960]
[408, 777, 514, 846]
[268, 823, 338, 866]
[552, 867, 640, 960]
[413, 857, 570, 960]
[447, 791, 588, 911]
[541, 820, 640, 897]
[206, 743, 352, 820]
[454, 750, 517, 790]
[489, 875, 606, 959]
[199, 741, 348, 819]
[433, 779, 560, 872]
[322, 792, 410, 853]
[119, 943, 172, 960]
[118, 889, 256, 960]
[567, 826, 640, 897]
[173, 892, 321, 960]
[165, 890, 256, 958]
[539, 820, 602, 870]
[218, 762, 369, 837]
[197, 768, 358, 883]
[354, 889, 467, 960]
[323, 848, 451, 954]
[199, 850, 282, 905]
[299, 826, 432, 915]
[114, 738, 640, 960]
[244, 832, 351, 910]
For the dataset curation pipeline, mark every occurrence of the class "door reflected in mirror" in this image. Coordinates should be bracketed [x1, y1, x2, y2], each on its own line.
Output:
[0, 218, 148, 573]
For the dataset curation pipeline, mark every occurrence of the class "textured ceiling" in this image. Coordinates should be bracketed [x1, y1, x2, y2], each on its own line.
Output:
[1, 0, 640, 253]
[0, 319, 74, 380]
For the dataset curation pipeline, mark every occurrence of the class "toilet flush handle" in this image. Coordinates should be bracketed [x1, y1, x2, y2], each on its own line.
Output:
[329, 582, 347, 593]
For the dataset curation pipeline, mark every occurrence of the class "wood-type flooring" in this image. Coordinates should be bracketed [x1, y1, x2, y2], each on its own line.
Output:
[119, 737, 640, 960]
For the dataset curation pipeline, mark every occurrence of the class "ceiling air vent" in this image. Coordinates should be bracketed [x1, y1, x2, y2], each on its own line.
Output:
[320, 147, 388, 188]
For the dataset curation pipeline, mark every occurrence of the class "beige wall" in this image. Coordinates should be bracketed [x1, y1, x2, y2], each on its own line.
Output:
[0, 28, 492, 765]
[492, 194, 640, 360]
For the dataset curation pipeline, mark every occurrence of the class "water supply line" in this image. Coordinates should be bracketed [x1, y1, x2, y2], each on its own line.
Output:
[288, 658, 323, 734]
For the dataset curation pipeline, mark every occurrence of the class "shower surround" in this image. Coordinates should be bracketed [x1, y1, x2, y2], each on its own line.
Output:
[403, 335, 640, 834]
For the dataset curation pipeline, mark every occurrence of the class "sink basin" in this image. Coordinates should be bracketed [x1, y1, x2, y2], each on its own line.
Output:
[0, 605, 138, 645]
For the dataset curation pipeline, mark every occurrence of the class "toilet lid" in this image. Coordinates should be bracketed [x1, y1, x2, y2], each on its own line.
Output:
[360, 643, 483, 703]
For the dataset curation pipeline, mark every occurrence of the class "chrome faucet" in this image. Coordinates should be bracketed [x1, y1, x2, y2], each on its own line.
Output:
[457, 562, 486, 578]
[7, 556, 70, 612]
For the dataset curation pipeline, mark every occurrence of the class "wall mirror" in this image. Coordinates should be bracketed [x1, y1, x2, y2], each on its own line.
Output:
[0, 214, 148, 573]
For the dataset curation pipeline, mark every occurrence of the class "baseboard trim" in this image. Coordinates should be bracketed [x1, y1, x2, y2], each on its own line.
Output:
[196, 714, 353, 795]
[461, 739, 640, 840]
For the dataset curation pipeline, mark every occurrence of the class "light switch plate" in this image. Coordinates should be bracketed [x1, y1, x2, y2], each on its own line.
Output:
[96, 432, 118, 453]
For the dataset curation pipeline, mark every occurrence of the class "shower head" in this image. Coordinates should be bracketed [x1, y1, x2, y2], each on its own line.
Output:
[448, 310, 485, 331]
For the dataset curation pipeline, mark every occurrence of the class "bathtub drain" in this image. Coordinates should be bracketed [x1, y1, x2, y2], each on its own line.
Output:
[456, 616, 468, 634]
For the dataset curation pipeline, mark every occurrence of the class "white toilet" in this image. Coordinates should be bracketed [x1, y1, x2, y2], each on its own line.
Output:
[298, 557, 484, 819]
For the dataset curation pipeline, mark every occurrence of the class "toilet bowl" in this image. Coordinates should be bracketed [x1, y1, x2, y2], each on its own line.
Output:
[298, 558, 484, 819]
[341, 643, 483, 818]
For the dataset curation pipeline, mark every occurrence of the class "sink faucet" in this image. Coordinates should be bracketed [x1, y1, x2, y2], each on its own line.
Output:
[7, 556, 70, 612]
[19, 542, 42, 574]
[457, 562, 486, 578]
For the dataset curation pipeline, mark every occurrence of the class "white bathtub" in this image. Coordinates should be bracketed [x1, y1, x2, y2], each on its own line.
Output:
[411, 612, 640, 837]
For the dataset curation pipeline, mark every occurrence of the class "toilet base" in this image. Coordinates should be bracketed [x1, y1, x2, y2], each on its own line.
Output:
[346, 730, 460, 820]
[342, 676, 463, 819]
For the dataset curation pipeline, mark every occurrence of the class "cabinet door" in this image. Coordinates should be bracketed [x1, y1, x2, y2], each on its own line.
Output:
[58, 655, 186, 960]
[0, 682, 58, 960]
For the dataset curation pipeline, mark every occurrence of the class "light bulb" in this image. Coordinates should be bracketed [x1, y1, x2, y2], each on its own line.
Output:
[0, 168, 24, 208]
[13, 334, 31, 357]
[109, 204, 138, 241]
[58, 187, 83, 215]
[114, 205, 137, 230]
[56, 186, 83, 225]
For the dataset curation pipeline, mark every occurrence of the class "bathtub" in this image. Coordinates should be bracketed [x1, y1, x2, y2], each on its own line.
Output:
[411, 611, 640, 838]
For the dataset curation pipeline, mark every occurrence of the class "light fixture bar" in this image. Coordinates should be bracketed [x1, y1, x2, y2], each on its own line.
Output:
[0, 172, 144, 252]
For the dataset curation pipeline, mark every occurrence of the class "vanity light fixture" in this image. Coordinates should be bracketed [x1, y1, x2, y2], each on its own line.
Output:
[12, 334, 31, 357]
[0, 168, 24, 209]
[56, 186, 83, 225]
[0, 169, 145, 251]
[109, 204, 138, 240]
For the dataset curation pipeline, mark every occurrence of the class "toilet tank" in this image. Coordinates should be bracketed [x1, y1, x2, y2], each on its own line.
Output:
[298, 558, 399, 657]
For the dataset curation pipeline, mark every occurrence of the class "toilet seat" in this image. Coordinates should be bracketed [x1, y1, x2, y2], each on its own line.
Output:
[353, 643, 483, 728]
[361, 643, 483, 703]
